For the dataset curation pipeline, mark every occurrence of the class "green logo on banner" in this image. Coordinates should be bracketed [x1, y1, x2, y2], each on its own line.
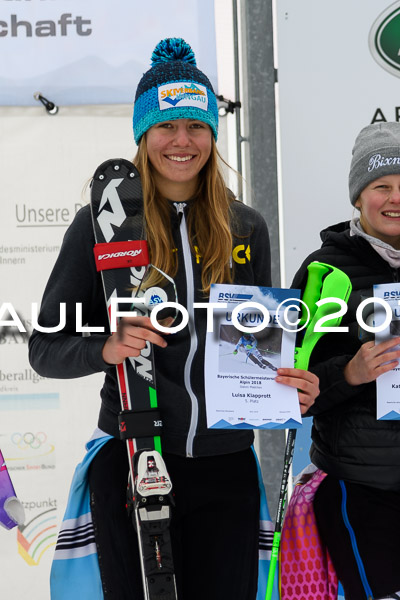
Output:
[369, 1, 400, 77]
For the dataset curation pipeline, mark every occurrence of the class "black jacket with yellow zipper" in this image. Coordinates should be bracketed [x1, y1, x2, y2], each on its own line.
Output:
[29, 198, 272, 458]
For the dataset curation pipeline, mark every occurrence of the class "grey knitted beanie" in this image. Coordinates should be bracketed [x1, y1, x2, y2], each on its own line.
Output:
[349, 122, 400, 205]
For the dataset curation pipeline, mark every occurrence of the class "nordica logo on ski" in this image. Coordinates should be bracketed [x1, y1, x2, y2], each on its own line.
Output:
[93, 241, 149, 272]
[98, 250, 142, 261]
[158, 81, 208, 111]
[369, 1, 400, 78]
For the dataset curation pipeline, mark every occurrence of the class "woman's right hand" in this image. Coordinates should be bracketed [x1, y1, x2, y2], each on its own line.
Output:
[102, 316, 169, 365]
[344, 336, 400, 386]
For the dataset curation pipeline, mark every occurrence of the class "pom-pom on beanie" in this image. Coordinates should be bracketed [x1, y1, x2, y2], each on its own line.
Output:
[349, 122, 400, 205]
[133, 38, 218, 144]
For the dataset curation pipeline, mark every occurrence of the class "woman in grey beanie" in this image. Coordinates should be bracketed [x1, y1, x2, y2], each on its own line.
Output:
[290, 122, 400, 600]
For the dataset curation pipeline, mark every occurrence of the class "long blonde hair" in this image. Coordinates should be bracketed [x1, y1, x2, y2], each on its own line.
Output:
[133, 136, 234, 295]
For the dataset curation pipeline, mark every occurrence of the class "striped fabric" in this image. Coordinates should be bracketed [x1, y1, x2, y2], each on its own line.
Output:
[50, 432, 109, 600]
[53, 512, 96, 560]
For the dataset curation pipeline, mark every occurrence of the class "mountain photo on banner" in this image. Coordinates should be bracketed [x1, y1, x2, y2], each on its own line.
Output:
[0, 0, 217, 105]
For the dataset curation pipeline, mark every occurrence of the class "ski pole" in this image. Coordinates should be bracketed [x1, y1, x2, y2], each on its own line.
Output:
[265, 261, 352, 600]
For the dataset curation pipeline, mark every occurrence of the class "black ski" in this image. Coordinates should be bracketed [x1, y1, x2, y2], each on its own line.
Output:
[90, 158, 178, 600]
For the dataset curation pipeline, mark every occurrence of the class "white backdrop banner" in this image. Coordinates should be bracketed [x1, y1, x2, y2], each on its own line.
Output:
[0, 104, 137, 599]
[0, 102, 230, 598]
[0, 0, 217, 106]
[275, 0, 400, 285]
[275, 10, 399, 598]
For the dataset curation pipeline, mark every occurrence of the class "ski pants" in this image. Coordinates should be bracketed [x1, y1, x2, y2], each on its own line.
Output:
[314, 475, 400, 600]
[88, 438, 260, 600]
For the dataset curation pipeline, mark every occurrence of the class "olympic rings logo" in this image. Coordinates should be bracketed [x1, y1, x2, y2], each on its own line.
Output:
[11, 432, 47, 450]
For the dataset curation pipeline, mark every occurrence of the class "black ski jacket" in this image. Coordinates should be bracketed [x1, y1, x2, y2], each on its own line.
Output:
[29, 199, 271, 458]
[292, 221, 400, 490]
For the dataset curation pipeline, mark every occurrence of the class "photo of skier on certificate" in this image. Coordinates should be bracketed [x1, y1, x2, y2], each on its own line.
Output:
[218, 324, 282, 375]
[233, 332, 278, 372]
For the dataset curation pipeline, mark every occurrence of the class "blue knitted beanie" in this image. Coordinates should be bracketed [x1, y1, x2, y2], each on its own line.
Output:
[133, 38, 218, 143]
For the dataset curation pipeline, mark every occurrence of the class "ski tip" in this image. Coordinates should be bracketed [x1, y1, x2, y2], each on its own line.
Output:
[91, 158, 139, 182]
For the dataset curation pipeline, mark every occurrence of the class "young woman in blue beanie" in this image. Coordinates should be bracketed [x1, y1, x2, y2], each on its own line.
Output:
[292, 122, 400, 600]
[29, 38, 318, 599]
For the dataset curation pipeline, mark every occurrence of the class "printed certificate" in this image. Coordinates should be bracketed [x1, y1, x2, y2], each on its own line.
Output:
[204, 284, 302, 430]
[374, 282, 400, 420]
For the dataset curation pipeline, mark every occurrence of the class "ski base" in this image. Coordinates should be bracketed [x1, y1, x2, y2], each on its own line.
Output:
[91, 159, 178, 599]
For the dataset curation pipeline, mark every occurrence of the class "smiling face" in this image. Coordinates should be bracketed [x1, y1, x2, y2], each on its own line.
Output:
[356, 174, 400, 249]
[145, 118, 212, 201]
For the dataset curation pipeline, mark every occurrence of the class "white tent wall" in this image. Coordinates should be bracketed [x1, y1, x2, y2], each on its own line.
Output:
[275, 0, 400, 285]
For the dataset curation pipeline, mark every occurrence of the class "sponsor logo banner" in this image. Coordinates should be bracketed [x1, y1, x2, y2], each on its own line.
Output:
[17, 500, 58, 566]
[369, 1, 400, 78]
[0, 0, 217, 106]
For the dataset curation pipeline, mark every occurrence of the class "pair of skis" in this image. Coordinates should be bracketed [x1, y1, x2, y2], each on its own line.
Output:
[90, 159, 178, 600]
[265, 261, 352, 599]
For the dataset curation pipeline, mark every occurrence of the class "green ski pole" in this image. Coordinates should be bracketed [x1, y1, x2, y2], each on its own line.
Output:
[265, 261, 352, 600]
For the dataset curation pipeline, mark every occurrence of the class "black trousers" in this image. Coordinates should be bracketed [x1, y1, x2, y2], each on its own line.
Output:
[314, 476, 400, 600]
[88, 439, 260, 599]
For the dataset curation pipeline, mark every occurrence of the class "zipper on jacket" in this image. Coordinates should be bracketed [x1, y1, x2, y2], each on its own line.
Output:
[174, 202, 199, 458]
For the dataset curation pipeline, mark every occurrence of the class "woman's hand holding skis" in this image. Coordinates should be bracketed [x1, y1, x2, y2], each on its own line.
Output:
[102, 316, 169, 365]
[275, 368, 319, 414]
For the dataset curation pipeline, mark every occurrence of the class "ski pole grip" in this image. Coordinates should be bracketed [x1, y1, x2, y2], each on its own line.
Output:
[118, 408, 163, 440]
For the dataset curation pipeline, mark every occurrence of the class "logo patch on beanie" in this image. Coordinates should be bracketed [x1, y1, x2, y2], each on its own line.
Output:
[158, 81, 208, 111]
[368, 154, 400, 171]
